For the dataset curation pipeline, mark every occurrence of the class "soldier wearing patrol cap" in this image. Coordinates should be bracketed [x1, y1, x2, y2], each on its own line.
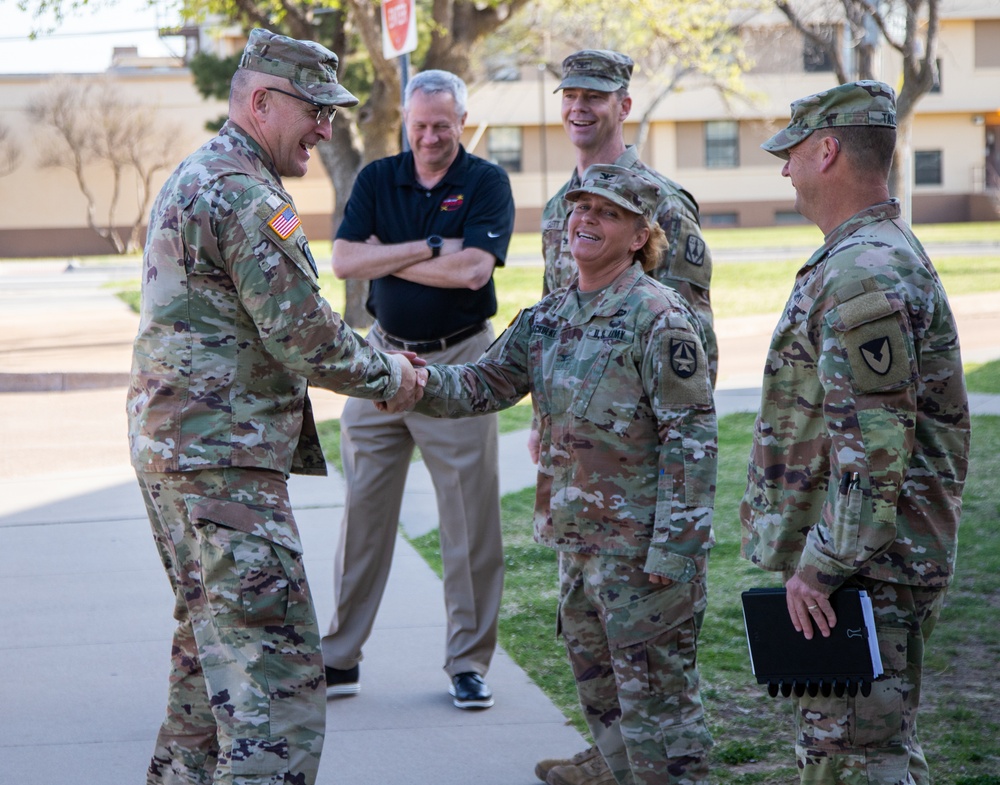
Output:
[741, 81, 970, 784]
[128, 27, 425, 785]
[407, 163, 717, 785]
[533, 48, 717, 785]
[539, 49, 716, 382]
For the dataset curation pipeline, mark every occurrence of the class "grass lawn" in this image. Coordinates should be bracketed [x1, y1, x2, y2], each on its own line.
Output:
[304, 247, 1000, 327]
[109, 221, 1000, 325]
[398, 412, 1000, 785]
[965, 359, 1000, 394]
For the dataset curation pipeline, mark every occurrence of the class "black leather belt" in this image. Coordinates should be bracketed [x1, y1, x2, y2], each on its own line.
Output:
[374, 321, 488, 353]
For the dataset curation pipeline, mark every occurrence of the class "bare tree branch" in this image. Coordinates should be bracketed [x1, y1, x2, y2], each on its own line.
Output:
[775, 0, 848, 83]
[28, 76, 184, 254]
[0, 123, 23, 178]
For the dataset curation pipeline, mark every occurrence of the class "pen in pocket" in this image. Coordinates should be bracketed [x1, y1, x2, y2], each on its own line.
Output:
[839, 471, 860, 495]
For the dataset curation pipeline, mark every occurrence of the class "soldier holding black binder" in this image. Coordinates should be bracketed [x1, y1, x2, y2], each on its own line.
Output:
[740, 82, 970, 784]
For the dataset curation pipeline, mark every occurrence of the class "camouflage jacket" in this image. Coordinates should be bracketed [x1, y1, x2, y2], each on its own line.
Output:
[417, 262, 717, 581]
[128, 121, 403, 477]
[541, 146, 717, 385]
[740, 200, 970, 591]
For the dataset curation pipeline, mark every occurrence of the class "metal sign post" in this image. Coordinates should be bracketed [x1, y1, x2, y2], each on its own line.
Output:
[381, 0, 418, 153]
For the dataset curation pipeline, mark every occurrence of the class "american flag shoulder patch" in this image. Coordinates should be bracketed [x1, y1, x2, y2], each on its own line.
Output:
[267, 203, 301, 240]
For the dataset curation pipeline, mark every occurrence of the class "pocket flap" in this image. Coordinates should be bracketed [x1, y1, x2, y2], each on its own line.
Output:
[188, 497, 302, 553]
[830, 288, 898, 332]
[605, 584, 697, 649]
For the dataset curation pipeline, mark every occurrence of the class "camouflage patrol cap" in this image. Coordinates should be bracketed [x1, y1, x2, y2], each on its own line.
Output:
[239, 28, 359, 107]
[565, 164, 660, 219]
[762, 80, 896, 159]
[555, 49, 634, 93]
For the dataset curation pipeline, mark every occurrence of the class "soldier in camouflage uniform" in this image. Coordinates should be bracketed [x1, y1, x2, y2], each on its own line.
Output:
[740, 81, 970, 784]
[403, 165, 717, 785]
[534, 49, 717, 785]
[127, 29, 424, 785]
[541, 50, 716, 383]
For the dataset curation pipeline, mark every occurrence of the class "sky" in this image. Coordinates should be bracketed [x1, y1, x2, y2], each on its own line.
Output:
[1, 0, 185, 74]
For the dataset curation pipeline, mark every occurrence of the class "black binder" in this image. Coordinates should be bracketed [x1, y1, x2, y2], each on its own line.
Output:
[741, 587, 883, 698]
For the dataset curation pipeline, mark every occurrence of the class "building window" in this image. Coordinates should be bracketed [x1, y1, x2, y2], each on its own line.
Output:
[930, 58, 942, 93]
[775, 210, 810, 225]
[803, 26, 836, 72]
[703, 212, 738, 227]
[705, 121, 739, 168]
[486, 58, 521, 82]
[974, 20, 1000, 68]
[487, 126, 522, 173]
[915, 150, 942, 186]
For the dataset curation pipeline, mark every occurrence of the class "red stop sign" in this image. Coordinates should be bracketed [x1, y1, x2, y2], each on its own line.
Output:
[384, 0, 411, 53]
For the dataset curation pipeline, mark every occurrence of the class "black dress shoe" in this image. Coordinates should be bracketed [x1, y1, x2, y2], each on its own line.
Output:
[449, 672, 494, 709]
[325, 664, 360, 698]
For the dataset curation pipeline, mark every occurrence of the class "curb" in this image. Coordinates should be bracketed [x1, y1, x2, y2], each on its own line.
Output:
[0, 372, 131, 393]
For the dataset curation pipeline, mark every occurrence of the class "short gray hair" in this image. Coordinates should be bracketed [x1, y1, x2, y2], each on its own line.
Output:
[404, 69, 468, 116]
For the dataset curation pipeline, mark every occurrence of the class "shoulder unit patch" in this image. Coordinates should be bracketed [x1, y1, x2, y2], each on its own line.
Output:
[670, 337, 698, 378]
[684, 235, 706, 266]
[859, 337, 892, 375]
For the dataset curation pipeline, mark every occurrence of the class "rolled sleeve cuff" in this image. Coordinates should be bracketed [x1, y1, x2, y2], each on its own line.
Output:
[383, 352, 404, 399]
[796, 547, 855, 594]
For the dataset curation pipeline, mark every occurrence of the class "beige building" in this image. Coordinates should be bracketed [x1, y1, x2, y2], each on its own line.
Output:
[0, 40, 335, 258]
[1, 2, 998, 257]
[473, 0, 1000, 231]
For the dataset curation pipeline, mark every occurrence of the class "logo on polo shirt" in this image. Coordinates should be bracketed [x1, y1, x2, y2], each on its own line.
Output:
[441, 194, 464, 211]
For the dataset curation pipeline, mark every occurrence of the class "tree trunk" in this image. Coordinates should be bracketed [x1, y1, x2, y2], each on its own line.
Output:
[318, 69, 403, 327]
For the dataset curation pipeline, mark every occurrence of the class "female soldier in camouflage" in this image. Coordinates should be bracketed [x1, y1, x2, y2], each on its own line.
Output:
[399, 163, 717, 785]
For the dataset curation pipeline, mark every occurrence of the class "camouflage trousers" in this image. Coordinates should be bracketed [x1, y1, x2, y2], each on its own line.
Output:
[558, 551, 713, 785]
[794, 579, 946, 785]
[136, 468, 326, 785]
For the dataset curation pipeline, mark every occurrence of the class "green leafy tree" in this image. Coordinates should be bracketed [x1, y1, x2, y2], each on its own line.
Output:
[188, 50, 243, 130]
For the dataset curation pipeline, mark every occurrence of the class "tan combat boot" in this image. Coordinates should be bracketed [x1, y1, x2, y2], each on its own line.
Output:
[535, 745, 616, 785]
[534, 746, 602, 782]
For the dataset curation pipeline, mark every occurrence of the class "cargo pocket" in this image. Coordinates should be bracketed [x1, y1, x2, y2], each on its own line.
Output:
[188, 497, 310, 628]
[796, 625, 906, 751]
[605, 584, 698, 697]
[851, 625, 907, 747]
[229, 736, 289, 783]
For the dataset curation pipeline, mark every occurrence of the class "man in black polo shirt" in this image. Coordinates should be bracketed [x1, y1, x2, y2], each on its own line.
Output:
[322, 69, 514, 709]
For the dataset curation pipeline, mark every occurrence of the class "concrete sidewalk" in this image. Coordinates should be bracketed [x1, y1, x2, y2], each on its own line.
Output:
[0, 452, 588, 784]
[1, 259, 998, 785]
[0, 262, 587, 783]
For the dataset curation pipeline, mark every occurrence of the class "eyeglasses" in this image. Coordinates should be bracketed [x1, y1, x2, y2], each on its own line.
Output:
[266, 87, 338, 124]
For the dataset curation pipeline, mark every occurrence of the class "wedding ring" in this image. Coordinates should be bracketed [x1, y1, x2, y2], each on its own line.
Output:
[807, 604, 819, 610]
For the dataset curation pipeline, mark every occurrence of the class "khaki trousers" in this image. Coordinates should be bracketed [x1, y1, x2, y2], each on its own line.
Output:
[322, 325, 504, 678]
